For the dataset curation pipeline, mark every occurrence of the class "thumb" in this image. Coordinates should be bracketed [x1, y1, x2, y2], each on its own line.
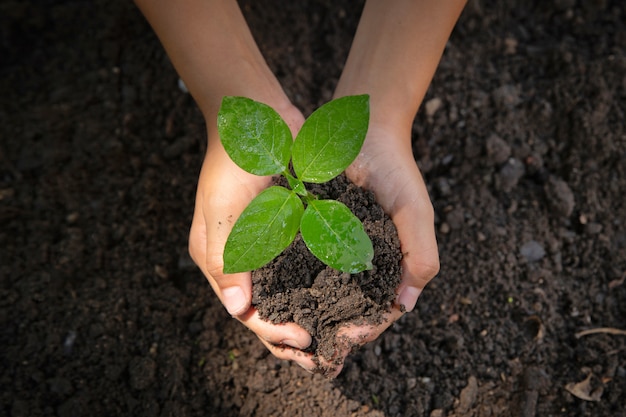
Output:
[212, 271, 252, 316]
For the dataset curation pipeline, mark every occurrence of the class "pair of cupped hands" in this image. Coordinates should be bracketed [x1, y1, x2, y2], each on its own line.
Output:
[188, 100, 439, 377]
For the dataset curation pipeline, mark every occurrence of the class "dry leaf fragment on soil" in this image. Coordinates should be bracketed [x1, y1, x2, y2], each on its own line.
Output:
[457, 376, 478, 413]
[565, 373, 603, 402]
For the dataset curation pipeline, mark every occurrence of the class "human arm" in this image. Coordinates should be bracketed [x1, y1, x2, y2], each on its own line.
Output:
[320, 0, 467, 376]
[133, 0, 314, 363]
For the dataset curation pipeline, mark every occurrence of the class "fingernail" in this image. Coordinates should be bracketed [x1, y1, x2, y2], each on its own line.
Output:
[398, 286, 422, 312]
[221, 286, 248, 316]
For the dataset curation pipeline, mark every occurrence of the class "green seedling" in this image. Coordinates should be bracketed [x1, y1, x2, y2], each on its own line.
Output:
[218, 94, 374, 274]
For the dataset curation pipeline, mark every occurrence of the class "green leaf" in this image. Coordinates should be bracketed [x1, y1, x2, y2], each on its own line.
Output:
[224, 186, 304, 273]
[292, 94, 369, 183]
[300, 199, 373, 273]
[217, 96, 293, 176]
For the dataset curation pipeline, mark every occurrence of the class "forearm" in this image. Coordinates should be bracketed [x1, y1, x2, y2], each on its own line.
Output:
[334, 0, 466, 136]
[134, 0, 289, 126]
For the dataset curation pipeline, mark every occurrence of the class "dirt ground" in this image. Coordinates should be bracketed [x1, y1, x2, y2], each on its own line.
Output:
[1, 0, 625, 416]
[252, 174, 402, 374]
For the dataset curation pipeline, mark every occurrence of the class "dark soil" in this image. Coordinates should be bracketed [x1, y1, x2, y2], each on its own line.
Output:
[1, 1, 625, 417]
[252, 175, 402, 372]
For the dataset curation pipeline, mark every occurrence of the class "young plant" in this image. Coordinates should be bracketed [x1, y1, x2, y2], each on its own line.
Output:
[218, 94, 373, 274]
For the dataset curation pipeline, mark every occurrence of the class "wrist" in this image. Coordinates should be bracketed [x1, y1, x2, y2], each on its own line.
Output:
[335, 88, 416, 135]
[136, 0, 296, 131]
[333, 0, 466, 140]
[199, 76, 295, 133]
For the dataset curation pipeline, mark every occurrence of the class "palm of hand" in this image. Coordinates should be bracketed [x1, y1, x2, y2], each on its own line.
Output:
[190, 121, 438, 377]
[313, 127, 439, 377]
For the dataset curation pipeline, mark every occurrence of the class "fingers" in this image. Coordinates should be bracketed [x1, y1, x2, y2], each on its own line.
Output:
[257, 337, 318, 371]
[188, 150, 314, 359]
[312, 306, 405, 378]
[238, 306, 316, 373]
[190, 201, 314, 362]
[346, 127, 439, 312]
[313, 355, 345, 379]
[369, 159, 439, 312]
[237, 308, 312, 350]
[188, 148, 271, 315]
[341, 307, 405, 344]
[186, 102, 312, 370]
[391, 174, 439, 312]
[376, 153, 438, 313]
[190, 206, 314, 366]
[240, 308, 315, 372]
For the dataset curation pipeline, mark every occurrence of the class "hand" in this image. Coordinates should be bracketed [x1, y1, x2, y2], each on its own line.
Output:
[348, 124, 440, 309]
[313, 123, 439, 377]
[188, 107, 319, 369]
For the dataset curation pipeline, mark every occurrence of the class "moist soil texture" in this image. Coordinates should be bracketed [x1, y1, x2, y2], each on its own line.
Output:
[1, 1, 625, 416]
[252, 175, 402, 374]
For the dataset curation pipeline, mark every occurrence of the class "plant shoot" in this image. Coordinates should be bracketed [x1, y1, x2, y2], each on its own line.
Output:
[218, 95, 373, 274]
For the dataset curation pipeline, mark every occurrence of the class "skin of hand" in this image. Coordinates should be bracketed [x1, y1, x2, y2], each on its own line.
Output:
[135, 0, 466, 376]
[134, 0, 316, 367]
[313, 123, 438, 377]
[310, 0, 467, 377]
[190, 117, 322, 366]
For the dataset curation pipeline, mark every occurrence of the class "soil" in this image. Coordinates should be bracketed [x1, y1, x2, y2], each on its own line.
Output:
[1, 1, 625, 417]
[252, 175, 402, 374]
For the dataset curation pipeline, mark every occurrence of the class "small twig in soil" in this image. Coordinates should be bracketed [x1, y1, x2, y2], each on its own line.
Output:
[608, 271, 626, 289]
[575, 327, 626, 339]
